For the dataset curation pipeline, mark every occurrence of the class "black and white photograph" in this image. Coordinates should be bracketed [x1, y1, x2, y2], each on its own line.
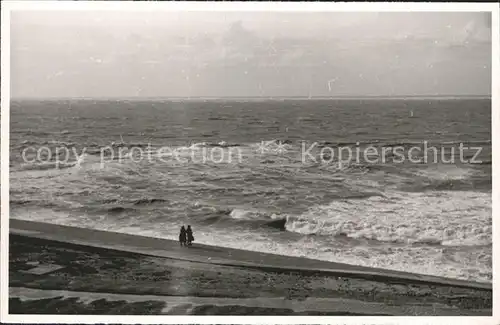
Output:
[1, 1, 497, 320]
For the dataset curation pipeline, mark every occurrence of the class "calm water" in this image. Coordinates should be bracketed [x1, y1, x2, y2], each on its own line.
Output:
[10, 98, 492, 282]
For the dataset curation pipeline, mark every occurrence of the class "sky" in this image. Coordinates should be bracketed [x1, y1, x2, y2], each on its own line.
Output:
[11, 11, 492, 98]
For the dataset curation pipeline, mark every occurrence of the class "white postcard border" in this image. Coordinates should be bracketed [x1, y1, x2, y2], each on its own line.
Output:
[1, 1, 498, 324]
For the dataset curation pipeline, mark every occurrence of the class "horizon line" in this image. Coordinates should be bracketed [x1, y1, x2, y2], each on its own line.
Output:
[11, 94, 492, 101]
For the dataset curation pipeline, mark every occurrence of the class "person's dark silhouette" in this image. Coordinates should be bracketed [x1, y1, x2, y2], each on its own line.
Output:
[179, 226, 187, 246]
[186, 225, 194, 246]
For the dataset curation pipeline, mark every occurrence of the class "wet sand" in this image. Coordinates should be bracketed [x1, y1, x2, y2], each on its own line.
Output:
[9, 219, 492, 315]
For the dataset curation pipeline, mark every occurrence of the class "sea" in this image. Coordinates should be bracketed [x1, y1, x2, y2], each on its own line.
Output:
[9, 98, 492, 283]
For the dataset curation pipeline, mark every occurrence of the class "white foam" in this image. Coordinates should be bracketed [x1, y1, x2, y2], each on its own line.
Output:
[229, 208, 280, 221]
[11, 197, 492, 283]
[285, 190, 491, 247]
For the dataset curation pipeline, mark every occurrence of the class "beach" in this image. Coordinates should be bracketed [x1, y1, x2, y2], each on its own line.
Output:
[9, 219, 492, 315]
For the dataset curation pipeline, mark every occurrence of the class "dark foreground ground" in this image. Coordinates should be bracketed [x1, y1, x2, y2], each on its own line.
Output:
[9, 234, 492, 315]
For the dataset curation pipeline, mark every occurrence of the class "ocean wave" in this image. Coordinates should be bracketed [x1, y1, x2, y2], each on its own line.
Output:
[132, 198, 167, 206]
[18, 141, 152, 153]
[204, 141, 241, 148]
[269, 139, 293, 145]
[402, 178, 474, 192]
[10, 199, 63, 209]
[85, 148, 105, 156]
[229, 208, 278, 221]
[20, 140, 38, 146]
[281, 192, 491, 247]
[98, 198, 122, 204]
[172, 141, 242, 151]
[249, 139, 293, 147]
[19, 161, 78, 171]
[313, 139, 491, 149]
[10, 199, 52, 207]
[284, 214, 491, 246]
[315, 140, 422, 148]
[260, 159, 276, 164]
[10, 199, 32, 205]
[401, 166, 491, 192]
[423, 178, 490, 191]
[107, 206, 135, 214]
[107, 142, 151, 149]
[200, 208, 287, 230]
[18, 139, 78, 147]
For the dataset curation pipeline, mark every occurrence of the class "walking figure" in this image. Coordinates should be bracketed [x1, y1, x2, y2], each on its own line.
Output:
[179, 226, 187, 246]
[186, 225, 194, 246]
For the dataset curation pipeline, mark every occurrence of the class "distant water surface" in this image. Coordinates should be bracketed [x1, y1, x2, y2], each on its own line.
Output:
[10, 98, 492, 282]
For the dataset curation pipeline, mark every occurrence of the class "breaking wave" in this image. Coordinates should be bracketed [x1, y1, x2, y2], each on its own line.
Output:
[281, 192, 491, 247]
[284, 214, 491, 246]
[225, 208, 287, 229]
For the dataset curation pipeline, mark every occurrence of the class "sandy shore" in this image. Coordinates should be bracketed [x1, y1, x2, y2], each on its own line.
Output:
[9, 219, 492, 315]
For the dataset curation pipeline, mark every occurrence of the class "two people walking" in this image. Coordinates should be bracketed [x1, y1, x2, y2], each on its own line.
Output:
[179, 225, 194, 247]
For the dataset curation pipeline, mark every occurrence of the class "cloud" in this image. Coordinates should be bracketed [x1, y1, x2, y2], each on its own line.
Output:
[11, 11, 492, 98]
